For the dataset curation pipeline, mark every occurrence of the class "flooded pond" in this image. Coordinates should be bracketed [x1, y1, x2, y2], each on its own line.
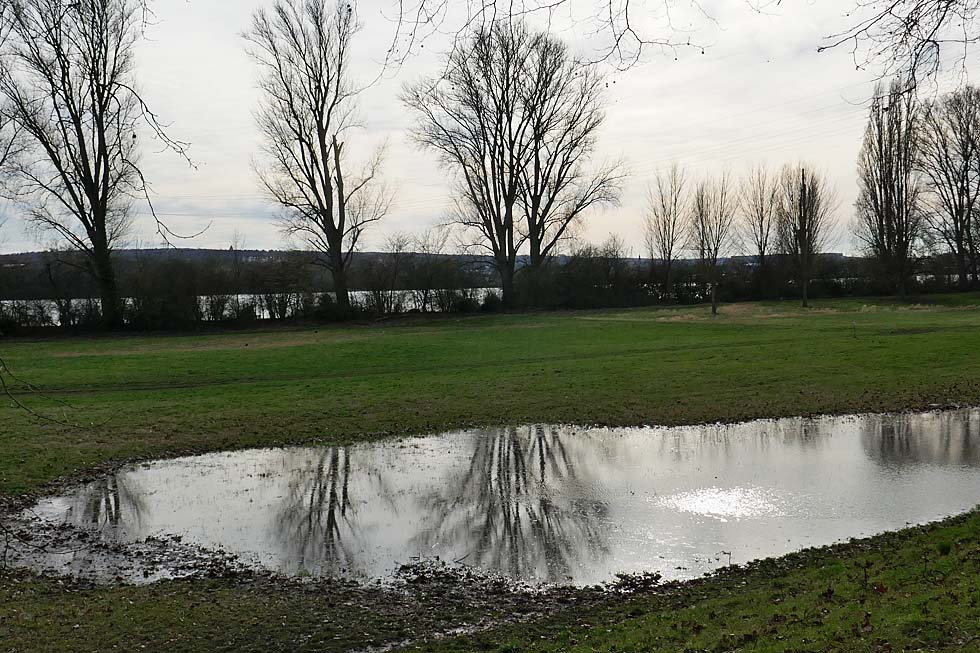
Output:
[10, 408, 980, 586]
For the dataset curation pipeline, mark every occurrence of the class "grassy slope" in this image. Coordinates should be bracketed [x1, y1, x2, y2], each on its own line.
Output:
[4, 297, 980, 496]
[2, 296, 980, 651]
[407, 512, 980, 653]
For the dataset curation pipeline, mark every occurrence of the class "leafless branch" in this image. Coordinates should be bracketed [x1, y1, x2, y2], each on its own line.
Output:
[383, 0, 706, 71]
[821, 0, 980, 85]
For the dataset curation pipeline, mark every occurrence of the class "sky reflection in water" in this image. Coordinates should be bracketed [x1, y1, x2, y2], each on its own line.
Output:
[26, 408, 980, 586]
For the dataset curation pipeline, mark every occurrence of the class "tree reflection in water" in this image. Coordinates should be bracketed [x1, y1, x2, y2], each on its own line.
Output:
[65, 474, 146, 530]
[862, 410, 980, 467]
[275, 447, 394, 576]
[415, 425, 609, 583]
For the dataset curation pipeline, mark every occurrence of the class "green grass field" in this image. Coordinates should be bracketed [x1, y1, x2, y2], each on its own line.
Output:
[2, 296, 980, 651]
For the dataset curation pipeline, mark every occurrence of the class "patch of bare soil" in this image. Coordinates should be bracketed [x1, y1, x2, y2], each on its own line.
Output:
[0, 506, 673, 653]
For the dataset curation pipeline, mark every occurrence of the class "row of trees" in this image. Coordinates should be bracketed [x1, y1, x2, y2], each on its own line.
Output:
[856, 81, 980, 294]
[12, 239, 936, 331]
[641, 79, 980, 312]
[2, 0, 980, 331]
[245, 6, 625, 312]
[0, 0, 622, 328]
[645, 164, 836, 313]
[0, 239, 498, 330]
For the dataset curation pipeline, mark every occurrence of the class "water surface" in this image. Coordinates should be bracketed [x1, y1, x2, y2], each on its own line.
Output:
[19, 409, 980, 586]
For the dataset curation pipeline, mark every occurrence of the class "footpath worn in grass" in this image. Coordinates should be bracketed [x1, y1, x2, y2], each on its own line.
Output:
[2, 296, 980, 651]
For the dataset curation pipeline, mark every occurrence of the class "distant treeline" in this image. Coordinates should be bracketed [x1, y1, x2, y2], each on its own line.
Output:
[0, 247, 495, 330]
[0, 243, 966, 332]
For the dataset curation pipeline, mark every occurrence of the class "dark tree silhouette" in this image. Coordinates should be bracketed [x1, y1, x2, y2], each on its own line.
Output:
[918, 85, 980, 289]
[403, 20, 619, 306]
[688, 172, 737, 316]
[0, 0, 190, 328]
[776, 165, 837, 308]
[244, 0, 391, 314]
[414, 426, 608, 583]
[861, 410, 980, 467]
[66, 475, 146, 530]
[277, 448, 358, 574]
[644, 163, 688, 302]
[274, 446, 399, 577]
[856, 79, 924, 295]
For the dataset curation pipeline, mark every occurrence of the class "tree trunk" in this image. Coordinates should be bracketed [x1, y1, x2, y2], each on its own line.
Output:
[897, 258, 909, 298]
[92, 247, 121, 329]
[801, 277, 809, 308]
[524, 263, 542, 308]
[956, 251, 969, 291]
[756, 255, 767, 298]
[499, 264, 515, 309]
[663, 260, 673, 304]
[331, 265, 352, 314]
[710, 282, 718, 316]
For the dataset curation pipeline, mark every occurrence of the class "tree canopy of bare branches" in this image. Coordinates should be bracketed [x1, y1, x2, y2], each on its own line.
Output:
[644, 163, 687, 301]
[856, 79, 924, 295]
[0, 0, 188, 328]
[821, 0, 980, 84]
[776, 164, 837, 307]
[917, 85, 980, 289]
[402, 19, 620, 306]
[519, 37, 623, 271]
[688, 172, 737, 316]
[385, 0, 704, 71]
[393, 0, 972, 82]
[738, 163, 778, 275]
[244, 0, 391, 313]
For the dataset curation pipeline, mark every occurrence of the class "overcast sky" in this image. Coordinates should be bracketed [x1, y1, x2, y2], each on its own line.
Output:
[1, 0, 977, 256]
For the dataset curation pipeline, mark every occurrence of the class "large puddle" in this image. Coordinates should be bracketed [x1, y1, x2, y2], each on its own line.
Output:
[10, 409, 980, 586]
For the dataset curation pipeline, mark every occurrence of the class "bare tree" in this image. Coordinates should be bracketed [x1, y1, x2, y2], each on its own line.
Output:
[688, 173, 737, 316]
[917, 85, 980, 289]
[776, 164, 837, 308]
[738, 163, 779, 276]
[244, 0, 390, 314]
[518, 36, 623, 278]
[403, 20, 618, 306]
[403, 21, 532, 307]
[0, 0, 189, 328]
[644, 163, 687, 301]
[856, 79, 924, 295]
